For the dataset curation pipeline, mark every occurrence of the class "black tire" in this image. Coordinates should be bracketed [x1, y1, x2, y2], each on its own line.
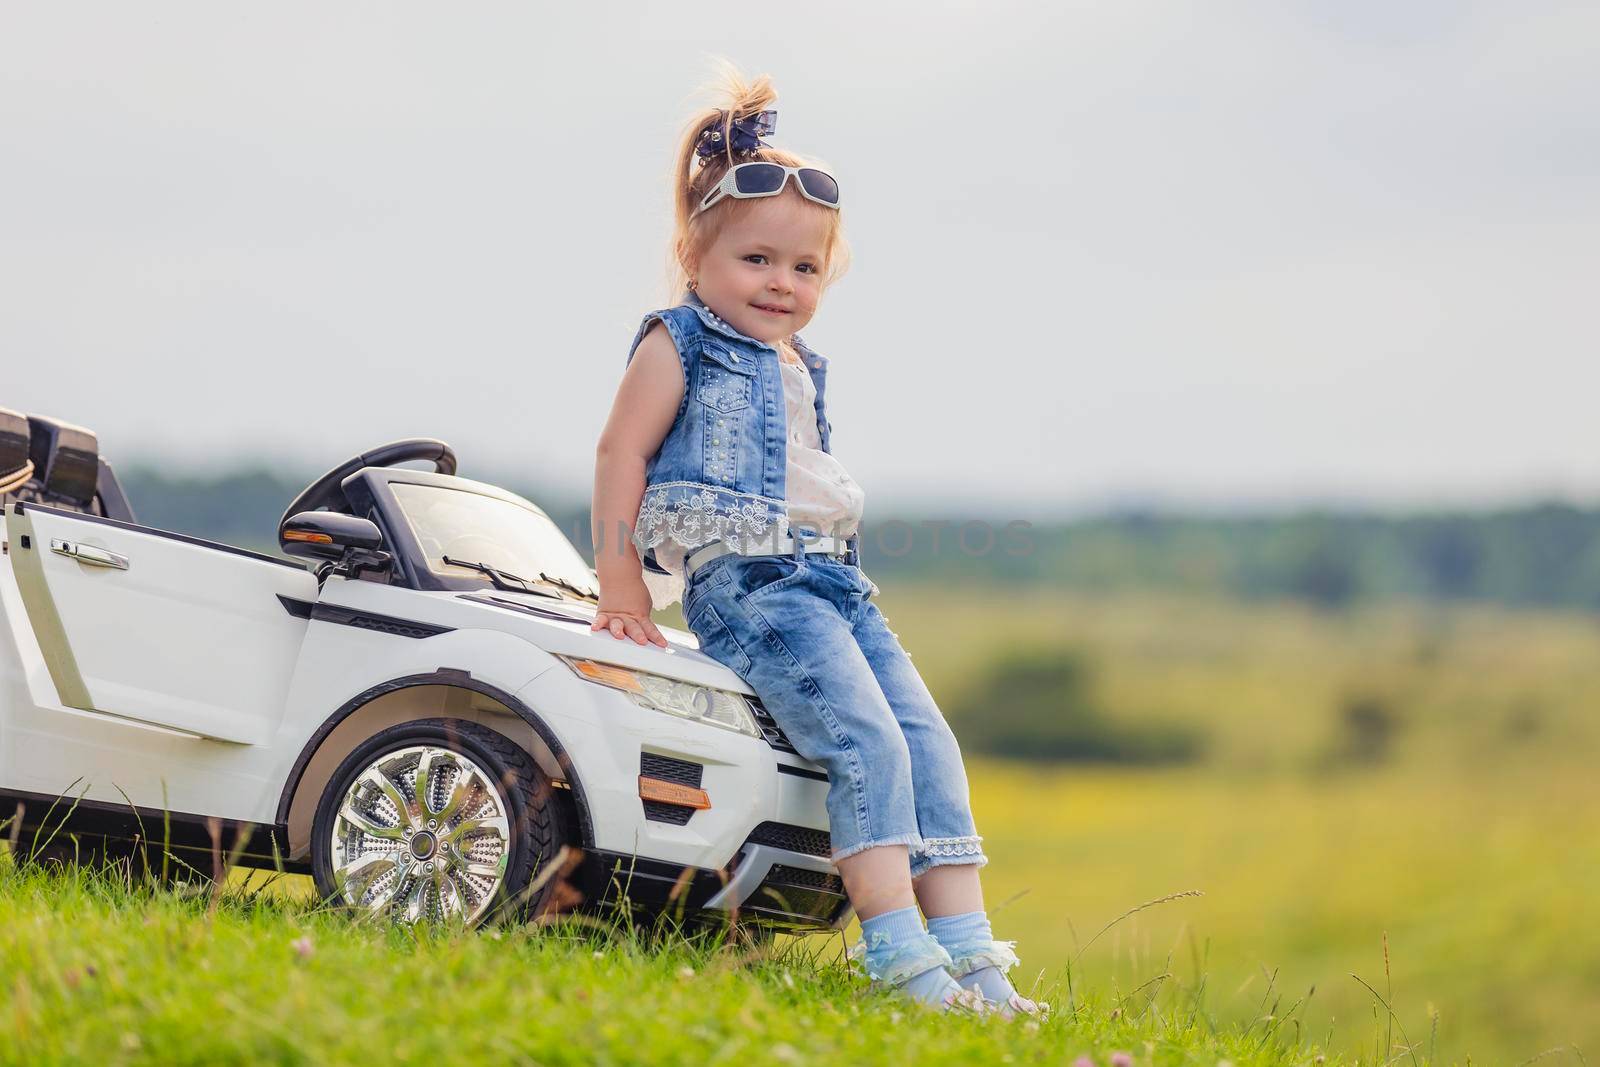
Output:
[310, 717, 570, 928]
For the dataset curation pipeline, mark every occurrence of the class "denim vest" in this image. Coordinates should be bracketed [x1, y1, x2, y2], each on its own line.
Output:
[625, 289, 861, 576]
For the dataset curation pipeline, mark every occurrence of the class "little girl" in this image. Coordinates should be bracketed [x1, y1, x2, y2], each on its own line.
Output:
[590, 65, 1043, 1019]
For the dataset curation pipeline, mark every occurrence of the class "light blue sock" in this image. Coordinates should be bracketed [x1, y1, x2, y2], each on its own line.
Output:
[927, 910, 1018, 1003]
[926, 909, 991, 950]
[859, 905, 962, 1007]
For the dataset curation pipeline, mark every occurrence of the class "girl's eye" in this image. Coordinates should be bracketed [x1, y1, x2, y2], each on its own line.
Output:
[744, 254, 816, 274]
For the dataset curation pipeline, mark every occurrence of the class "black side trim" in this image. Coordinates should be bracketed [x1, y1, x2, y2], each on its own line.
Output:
[273, 671, 596, 850]
[457, 592, 593, 627]
[0, 786, 304, 873]
[277, 594, 315, 619]
[308, 603, 452, 639]
[776, 763, 828, 783]
[11, 499, 306, 572]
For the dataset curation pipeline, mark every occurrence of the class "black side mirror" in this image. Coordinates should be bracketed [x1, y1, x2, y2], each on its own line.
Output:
[280, 512, 384, 561]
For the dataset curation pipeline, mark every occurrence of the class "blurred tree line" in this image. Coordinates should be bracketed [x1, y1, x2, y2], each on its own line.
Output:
[855, 505, 1600, 612]
[944, 644, 1205, 763]
[121, 466, 1600, 612]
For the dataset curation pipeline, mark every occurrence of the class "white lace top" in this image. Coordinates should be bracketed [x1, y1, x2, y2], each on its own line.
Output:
[639, 355, 865, 612]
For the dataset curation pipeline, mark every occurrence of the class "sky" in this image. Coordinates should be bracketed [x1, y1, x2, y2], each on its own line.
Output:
[2, 1, 1596, 518]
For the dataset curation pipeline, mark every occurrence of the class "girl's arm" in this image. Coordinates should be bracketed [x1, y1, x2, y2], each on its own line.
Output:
[590, 320, 684, 647]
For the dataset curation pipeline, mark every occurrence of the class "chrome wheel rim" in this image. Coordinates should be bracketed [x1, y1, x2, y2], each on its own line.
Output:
[330, 744, 513, 926]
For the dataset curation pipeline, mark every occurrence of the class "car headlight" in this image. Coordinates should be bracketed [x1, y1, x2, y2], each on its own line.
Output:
[555, 655, 762, 739]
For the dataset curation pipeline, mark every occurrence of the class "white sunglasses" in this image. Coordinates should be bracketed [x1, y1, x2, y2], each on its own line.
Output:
[696, 162, 842, 215]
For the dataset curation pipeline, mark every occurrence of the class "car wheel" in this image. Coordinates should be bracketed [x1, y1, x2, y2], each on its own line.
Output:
[310, 717, 569, 928]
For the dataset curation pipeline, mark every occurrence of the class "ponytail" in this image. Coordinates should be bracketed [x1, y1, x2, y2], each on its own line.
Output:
[664, 59, 851, 363]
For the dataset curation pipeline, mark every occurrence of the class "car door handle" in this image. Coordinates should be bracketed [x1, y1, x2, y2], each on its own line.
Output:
[50, 539, 131, 570]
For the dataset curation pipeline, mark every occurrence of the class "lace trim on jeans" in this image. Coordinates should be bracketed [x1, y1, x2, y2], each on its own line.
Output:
[847, 928, 955, 987]
[918, 834, 985, 858]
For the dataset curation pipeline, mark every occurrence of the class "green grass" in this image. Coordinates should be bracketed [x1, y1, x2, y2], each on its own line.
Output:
[7, 590, 1597, 1064]
[857, 588, 1599, 1065]
[0, 855, 1350, 1067]
[857, 589, 1599, 1065]
[964, 758, 1598, 1067]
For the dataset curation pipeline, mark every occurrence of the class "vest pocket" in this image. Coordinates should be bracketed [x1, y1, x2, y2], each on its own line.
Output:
[697, 342, 755, 414]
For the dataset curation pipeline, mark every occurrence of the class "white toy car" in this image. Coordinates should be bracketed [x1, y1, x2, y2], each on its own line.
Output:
[0, 408, 848, 933]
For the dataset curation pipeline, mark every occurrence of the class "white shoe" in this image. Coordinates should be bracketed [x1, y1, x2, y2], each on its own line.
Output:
[939, 985, 997, 1016]
[989, 990, 1049, 1021]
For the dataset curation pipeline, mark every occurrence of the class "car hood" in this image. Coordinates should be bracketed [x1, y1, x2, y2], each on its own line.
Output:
[441, 589, 755, 696]
[309, 580, 756, 696]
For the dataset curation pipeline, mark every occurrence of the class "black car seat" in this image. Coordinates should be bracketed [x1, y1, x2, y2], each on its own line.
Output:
[0, 408, 28, 495]
[0, 406, 136, 523]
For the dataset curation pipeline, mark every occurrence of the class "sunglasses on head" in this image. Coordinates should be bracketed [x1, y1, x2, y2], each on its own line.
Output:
[696, 161, 841, 215]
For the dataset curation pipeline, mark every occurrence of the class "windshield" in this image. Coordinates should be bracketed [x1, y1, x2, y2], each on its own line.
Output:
[390, 482, 598, 599]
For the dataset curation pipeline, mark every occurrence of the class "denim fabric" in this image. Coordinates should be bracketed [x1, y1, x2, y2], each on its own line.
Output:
[681, 545, 987, 876]
[624, 290, 861, 577]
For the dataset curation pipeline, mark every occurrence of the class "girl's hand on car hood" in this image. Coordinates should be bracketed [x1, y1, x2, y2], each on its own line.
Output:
[592, 582, 668, 647]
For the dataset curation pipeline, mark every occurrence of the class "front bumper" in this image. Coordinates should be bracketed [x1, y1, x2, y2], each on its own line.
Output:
[705, 842, 849, 926]
[518, 654, 846, 929]
[576, 818, 851, 931]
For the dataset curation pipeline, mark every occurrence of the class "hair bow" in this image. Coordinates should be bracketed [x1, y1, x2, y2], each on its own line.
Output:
[695, 109, 777, 161]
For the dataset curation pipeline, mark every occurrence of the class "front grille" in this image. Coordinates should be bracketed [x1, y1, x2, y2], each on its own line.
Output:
[640, 752, 703, 824]
[640, 752, 703, 787]
[642, 800, 695, 825]
[745, 864, 848, 923]
[748, 700, 798, 754]
[766, 864, 844, 893]
[746, 821, 832, 858]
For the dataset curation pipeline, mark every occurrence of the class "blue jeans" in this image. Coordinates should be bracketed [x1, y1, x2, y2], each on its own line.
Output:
[681, 546, 987, 878]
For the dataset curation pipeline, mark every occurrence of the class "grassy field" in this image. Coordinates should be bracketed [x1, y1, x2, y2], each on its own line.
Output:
[4, 588, 1595, 1064]
[864, 587, 1600, 1065]
[6, 754, 1589, 1067]
[965, 758, 1598, 1066]
[0, 857, 1341, 1067]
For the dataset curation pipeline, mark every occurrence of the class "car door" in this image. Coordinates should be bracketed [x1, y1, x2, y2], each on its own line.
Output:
[7, 501, 318, 745]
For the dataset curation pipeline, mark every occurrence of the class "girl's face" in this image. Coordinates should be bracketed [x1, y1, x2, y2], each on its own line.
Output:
[693, 193, 831, 345]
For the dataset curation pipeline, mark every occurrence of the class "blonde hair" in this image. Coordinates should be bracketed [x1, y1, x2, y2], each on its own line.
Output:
[665, 60, 852, 363]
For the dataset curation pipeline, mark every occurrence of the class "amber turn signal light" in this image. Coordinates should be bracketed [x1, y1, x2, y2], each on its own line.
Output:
[638, 775, 711, 809]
